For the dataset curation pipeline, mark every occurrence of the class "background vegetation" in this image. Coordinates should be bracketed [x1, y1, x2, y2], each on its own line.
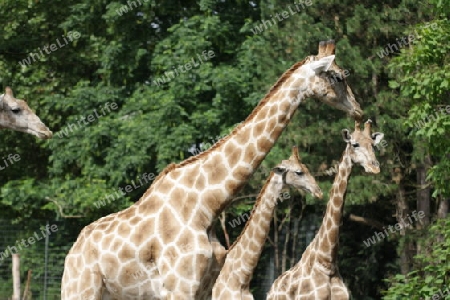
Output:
[0, 0, 448, 298]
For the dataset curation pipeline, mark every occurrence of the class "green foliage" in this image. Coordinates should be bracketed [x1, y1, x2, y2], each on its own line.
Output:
[0, 0, 448, 297]
[383, 218, 450, 299]
[388, 17, 450, 197]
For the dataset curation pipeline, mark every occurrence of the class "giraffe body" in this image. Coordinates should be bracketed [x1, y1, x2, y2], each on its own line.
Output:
[267, 120, 384, 300]
[212, 147, 322, 300]
[61, 41, 363, 300]
[0, 87, 52, 138]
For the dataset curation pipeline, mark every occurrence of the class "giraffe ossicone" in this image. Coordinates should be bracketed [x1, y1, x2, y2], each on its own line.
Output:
[0, 87, 53, 139]
[267, 120, 384, 300]
[61, 40, 363, 300]
[211, 146, 322, 300]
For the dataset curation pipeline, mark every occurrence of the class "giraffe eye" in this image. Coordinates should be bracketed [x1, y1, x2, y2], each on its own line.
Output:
[11, 107, 21, 114]
[295, 171, 304, 176]
[352, 143, 360, 148]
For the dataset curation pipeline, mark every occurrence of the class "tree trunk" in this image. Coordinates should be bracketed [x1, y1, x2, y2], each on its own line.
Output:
[392, 166, 414, 275]
[281, 222, 290, 274]
[218, 211, 230, 248]
[416, 155, 432, 227]
[281, 203, 292, 273]
[273, 213, 280, 275]
[396, 180, 412, 275]
[22, 270, 32, 300]
[291, 197, 307, 267]
[290, 216, 299, 267]
[437, 198, 449, 219]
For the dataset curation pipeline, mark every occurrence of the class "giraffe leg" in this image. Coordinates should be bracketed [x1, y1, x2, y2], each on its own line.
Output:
[61, 270, 103, 300]
[61, 254, 104, 300]
[163, 245, 213, 300]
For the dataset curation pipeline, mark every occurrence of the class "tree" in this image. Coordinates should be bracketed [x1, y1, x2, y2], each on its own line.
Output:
[383, 1, 450, 297]
[0, 0, 447, 297]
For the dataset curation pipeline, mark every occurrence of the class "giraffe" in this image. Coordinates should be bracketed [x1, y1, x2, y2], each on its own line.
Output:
[211, 146, 323, 300]
[61, 40, 364, 300]
[0, 87, 53, 139]
[267, 120, 384, 300]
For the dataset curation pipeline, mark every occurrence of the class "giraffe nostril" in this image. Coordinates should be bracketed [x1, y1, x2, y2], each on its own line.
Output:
[372, 161, 380, 167]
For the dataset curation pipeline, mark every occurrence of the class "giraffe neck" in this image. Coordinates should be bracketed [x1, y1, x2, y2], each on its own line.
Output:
[191, 61, 314, 220]
[226, 172, 282, 284]
[315, 146, 352, 267]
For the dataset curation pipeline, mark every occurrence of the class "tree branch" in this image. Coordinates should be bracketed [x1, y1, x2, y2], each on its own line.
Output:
[45, 197, 83, 218]
[348, 214, 385, 230]
[218, 211, 231, 248]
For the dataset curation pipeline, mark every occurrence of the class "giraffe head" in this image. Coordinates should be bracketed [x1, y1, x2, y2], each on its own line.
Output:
[299, 40, 363, 120]
[273, 146, 323, 199]
[341, 119, 384, 173]
[0, 87, 53, 139]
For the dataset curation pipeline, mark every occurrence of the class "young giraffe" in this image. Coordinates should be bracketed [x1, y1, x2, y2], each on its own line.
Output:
[0, 87, 52, 139]
[267, 120, 384, 300]
[61, 40, 364, 300]
[212, 146, 323, 300]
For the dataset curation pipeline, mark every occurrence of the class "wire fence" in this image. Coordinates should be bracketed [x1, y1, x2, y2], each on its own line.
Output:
[251, 212, 320, 299]
[0, 210, 319, 299]
[0, 220, 70, 300]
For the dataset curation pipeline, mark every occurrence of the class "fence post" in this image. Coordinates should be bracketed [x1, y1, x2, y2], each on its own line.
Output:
[12, 253, 20, 300]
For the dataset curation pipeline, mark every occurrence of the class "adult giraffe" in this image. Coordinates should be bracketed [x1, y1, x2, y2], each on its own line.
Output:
[0, 87, 52, 139]
[61, 40, 363, 299]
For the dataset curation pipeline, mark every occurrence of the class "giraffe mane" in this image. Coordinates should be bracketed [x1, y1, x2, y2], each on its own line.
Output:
[176, 59, 307, 168]
[227, 172, 276, 252]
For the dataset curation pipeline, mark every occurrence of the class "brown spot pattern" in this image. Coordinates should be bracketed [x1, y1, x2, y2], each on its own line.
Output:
[159, 209, 179, 243]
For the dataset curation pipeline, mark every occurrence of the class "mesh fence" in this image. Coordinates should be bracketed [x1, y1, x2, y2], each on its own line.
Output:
[251, 212, 320, 299]
[0, 220, 70, 300]
[0, 211, 319, 299]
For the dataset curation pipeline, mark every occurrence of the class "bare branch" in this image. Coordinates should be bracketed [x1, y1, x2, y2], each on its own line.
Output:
[45, 197, 83, 218]
[348, 214, 384, 230]
[218, 211, 231, 248]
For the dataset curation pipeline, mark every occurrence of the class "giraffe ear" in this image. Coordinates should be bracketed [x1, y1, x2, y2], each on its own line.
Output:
[341, 129, 351, 143]
[372, 132, 384, 145]
[309, 55, 335, 74]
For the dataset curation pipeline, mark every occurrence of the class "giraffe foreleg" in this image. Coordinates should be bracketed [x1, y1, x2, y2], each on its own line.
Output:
[162, 243, 213, 300]
[61, 255, 104, 300]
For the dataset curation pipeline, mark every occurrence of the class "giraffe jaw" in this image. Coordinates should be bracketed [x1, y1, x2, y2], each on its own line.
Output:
[313, 190, 324, 199]
[334, 101, 363, 120]
[362, 162, 380, 174]
[26, 124, 53, 139]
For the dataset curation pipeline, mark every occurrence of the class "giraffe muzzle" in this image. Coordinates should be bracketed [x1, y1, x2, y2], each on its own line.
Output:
[314, 189, 324, 199]
[30, 122, 53, 139]
[367, 161, 380, 174]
